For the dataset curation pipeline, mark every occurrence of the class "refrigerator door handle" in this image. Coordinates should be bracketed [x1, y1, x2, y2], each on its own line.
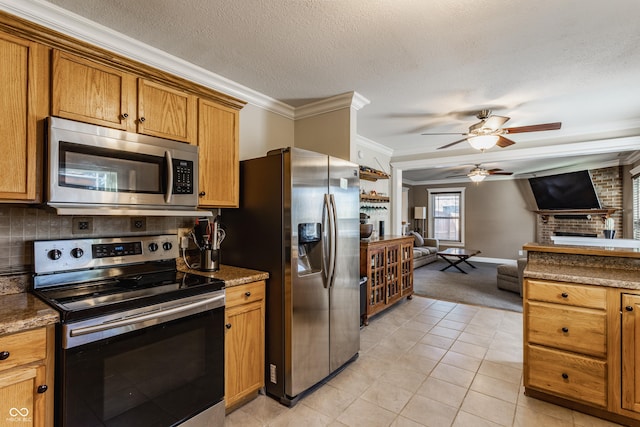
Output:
[328, 194, 338, 288]
[322, 194, 333, 288]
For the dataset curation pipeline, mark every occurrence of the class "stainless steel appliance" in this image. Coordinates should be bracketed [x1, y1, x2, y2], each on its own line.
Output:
[46, 117, 210, 217]
[223, 147, 360, 405]
[32, 235, 225, 427]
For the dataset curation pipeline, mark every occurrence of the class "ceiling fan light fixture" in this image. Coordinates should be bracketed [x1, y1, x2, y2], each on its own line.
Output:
[467, 169, 488, 182]
[467, 135, 499, 151]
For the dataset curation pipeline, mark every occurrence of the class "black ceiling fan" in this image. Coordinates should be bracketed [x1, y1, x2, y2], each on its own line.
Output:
[421, 110, 562, 150]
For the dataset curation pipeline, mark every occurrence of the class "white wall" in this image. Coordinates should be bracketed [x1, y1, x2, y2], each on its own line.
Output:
[239, 104, 294, 160]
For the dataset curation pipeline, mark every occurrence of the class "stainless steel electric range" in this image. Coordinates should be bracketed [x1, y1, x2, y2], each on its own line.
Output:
[32, 235, 225, 427]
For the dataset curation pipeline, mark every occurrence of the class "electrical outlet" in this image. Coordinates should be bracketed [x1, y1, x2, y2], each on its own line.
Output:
[518, 250, 524, 256]
[180, 236, 190, 249]
[130, 217, 146, 231]
[72, 217, 93, 234]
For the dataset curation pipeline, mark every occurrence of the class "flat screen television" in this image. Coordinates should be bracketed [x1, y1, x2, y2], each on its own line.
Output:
[528, 170, 602, 210]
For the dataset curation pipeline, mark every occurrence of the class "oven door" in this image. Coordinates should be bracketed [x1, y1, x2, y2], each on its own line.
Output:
[57, 293, 225, 427]
[47, 116, 199, 210]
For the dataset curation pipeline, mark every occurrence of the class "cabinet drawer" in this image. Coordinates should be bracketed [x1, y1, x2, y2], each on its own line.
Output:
[527, 302, 606, 358]
[527, 344, 606, 407]
[526, 279, 606, 309]
[226, 281, 265, 309]
[0, 328, 47, 372]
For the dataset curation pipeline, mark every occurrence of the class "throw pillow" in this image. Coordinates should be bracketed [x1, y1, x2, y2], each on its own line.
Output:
[410, 231, 424, 247]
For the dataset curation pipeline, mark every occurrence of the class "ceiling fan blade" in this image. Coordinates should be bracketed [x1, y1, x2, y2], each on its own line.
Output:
[421, 132, 467, 135]
[503, 122, 562, 134]
[483, 115, 510, 130]
[437, 137, 468, 150]
[488, 171, 514, 176]
[496, 135, 516, 148]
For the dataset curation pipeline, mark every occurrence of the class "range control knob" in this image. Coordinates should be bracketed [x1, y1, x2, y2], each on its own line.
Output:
[70, 248, 84, 259]
[162, 242, 173, 251]
[148, 242, 159, 252]
[48, 249, 62, 260]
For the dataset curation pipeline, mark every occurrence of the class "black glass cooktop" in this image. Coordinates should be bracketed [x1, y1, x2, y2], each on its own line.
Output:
[35, 269, 224, 322]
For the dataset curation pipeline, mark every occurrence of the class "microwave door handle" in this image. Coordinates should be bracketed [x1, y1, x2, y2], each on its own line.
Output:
[165, 151, 173, 203]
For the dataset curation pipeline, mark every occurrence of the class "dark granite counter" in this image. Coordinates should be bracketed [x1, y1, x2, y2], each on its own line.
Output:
[0, 292, 59, 335]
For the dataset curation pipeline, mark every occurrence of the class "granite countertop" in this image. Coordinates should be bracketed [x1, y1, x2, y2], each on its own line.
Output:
[0, 293, 59, 336]
[179, 263, 269, 287]
[524, 242, 640, 258]
[524, 264, 640, 290]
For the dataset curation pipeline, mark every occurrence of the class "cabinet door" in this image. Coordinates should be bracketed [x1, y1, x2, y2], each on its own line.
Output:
[0, 364, 47, 427]
[400, 241, 413, 296]
[366, 246, 387, 315]
[225, 299, 265, 408]
[52, 50, 136, 131]
[137, 79, 196, 143]
[197, 99, 239, 207]
[0, 33, 46, 201]
[386, 244, 402, 305]
[622, 293, 640, 412]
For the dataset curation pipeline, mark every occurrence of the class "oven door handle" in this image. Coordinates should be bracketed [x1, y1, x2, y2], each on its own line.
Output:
[69, 294, 225, 337]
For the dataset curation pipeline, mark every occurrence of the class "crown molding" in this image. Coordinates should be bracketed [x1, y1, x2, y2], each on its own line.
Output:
[0, 0, 295, 118]
[295, 91, 370, 120]
[356, 134, 394, 157]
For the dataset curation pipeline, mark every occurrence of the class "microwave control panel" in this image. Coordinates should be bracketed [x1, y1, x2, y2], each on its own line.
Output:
[173, 159, 194, 194]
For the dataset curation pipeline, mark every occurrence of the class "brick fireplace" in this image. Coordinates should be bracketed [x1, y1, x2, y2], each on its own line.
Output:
[535, 166, 623, 244]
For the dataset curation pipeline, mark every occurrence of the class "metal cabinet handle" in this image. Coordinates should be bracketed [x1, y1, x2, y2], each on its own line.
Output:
[561, 327, 569, 333]
[561, 373, 569, 379]
[37, 385, 48, 394]
[561, 292, 568, 298]
[139, 117, 146, 122]
[225, 323, 232, 329]
[245, 291, 251, 297]
[0, 351, 9, 360]
[121, 113, 128, 119]
[626, 306, 634, 312]
[199, 191, 206, 197]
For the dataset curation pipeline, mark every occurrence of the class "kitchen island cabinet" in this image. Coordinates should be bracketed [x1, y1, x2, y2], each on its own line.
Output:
[360, 236, 414, 325]
[0, 31, 48, 202]
[523, 243, 640, 425]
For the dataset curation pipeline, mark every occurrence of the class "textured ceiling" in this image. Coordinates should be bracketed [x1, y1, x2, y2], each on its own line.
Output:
[40, 0, 640, 182]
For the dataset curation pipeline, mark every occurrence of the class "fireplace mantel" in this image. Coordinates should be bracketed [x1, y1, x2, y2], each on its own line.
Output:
[534, 209, 616, 224]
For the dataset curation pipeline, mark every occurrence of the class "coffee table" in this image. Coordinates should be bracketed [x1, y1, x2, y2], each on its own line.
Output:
[437, 248, 481, 273]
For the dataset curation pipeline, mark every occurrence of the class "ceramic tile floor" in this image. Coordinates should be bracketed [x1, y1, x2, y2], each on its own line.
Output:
[225, 296, 623, 427]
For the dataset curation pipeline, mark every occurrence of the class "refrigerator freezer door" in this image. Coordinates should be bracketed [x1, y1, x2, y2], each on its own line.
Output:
[328, 156, 361, 372]
[288, 148, 331, 397]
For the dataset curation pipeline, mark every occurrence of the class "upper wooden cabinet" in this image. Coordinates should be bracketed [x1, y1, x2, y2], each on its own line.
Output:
[0, 32, 48, 202]
[52, 50, 136, 132]
[138, 78, 196, 144]
[52, 50, 197, 144]
[197, 99, 240, 207]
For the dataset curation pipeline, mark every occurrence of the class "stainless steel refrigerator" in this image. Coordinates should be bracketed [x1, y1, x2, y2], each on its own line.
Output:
[222, 147, 360, 405]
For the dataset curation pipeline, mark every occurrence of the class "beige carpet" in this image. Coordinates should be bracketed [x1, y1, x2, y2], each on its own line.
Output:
[412, 260, 523, 312]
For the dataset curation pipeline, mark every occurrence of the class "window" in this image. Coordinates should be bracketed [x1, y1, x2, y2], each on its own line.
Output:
[428, 188, 465, 244]
[634, 174, 640, 240]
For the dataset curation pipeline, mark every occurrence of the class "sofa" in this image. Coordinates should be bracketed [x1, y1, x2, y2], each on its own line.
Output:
[408, 231, 440, 268]
[496, 258, 527, 296]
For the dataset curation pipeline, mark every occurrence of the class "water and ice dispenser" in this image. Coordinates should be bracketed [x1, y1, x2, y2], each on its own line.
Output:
[297, 223, 322, 275]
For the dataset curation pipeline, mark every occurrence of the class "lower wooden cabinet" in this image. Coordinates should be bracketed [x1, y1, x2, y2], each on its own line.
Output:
[360, 236, 414, 325]
[0, 325, 54, 426]
[224, 280, 265, 411]
[524, 278, 640, 424]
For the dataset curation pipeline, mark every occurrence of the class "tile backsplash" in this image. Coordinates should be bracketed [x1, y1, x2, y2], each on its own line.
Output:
[0, 206, 197, 272]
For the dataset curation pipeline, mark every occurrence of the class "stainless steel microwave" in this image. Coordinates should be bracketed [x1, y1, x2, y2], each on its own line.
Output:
[46, 117, 209, 216]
